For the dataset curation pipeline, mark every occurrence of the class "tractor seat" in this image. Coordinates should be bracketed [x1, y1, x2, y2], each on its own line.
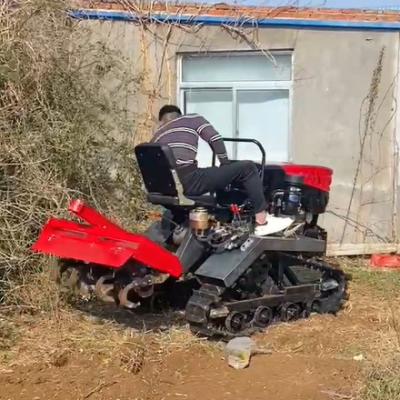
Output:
[134, 143, 216, 208]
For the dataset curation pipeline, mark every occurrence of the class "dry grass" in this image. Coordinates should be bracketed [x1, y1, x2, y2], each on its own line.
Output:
[0, 306, 216, 371]
[0, 258, 398, 399]
[362, 357, 400, 400]
[0, 0, 149, 307]
[0, 318, 19, 351]
[342, 258, 400, 298]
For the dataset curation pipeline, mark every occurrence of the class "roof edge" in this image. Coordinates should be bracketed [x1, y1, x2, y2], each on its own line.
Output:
[70, 1, 400, 23]
[70, 9, 400, 32]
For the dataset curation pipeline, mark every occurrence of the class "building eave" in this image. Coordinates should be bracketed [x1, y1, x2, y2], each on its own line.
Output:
[70, 1, 400, 31]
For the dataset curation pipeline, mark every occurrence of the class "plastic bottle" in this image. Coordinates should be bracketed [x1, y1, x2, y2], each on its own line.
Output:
[224, 337, 272, 369]
[224, 337, 256, 369]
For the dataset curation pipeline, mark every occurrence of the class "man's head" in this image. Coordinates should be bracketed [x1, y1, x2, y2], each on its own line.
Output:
[158, 105, 182, 125]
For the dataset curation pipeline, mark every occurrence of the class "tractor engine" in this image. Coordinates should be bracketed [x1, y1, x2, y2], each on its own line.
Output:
[263, 164, 332, 223]
[187, 207, 251, 252]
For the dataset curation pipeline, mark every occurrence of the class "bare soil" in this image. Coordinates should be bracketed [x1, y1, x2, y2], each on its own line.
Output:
[0, 351, 358, 400]
[0, 263, 399, 400]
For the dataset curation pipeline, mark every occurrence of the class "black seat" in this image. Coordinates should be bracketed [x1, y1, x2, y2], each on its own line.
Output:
[134, 143, 216, 208]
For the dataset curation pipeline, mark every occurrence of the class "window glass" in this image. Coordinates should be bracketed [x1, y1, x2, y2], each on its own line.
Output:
[182, 54, 291, 83]
[237, 90, 289, 162]
[181, 52, 292, 164]
[184, 90, 234, 167]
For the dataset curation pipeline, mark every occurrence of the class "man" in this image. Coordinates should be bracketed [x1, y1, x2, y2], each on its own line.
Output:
[151, 105, 275, 234]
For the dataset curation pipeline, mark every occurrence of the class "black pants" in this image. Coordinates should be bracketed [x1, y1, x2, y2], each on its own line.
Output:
[180, 161, 267, 213]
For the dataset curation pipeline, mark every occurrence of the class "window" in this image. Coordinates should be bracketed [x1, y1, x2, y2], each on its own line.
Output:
[179, 52, 292, 167]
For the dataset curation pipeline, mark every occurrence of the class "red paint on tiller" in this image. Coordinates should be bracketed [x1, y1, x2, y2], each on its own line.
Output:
[32, 199, 183, 278]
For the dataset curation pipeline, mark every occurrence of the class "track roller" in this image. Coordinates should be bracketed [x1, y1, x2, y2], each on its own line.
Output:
[225, 311, 246, 333]
[280, 302, 301, 322]
[253, 306, 273, 328]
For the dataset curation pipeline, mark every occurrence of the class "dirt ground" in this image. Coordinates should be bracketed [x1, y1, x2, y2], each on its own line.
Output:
[0, 261, 399, 400]
[0, 352, 358, 400]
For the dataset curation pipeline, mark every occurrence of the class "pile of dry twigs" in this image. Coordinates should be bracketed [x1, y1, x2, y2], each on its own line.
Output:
[0, 0, 147, 306]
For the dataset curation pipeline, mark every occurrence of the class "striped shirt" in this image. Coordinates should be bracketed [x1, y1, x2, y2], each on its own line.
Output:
[151, 114, 229, 168]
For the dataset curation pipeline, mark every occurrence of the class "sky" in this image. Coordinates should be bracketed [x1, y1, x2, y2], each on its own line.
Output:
[175, 0, 400, 10]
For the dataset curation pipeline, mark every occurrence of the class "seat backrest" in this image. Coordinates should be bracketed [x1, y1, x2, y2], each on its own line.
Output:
[135, 143, 178, 196]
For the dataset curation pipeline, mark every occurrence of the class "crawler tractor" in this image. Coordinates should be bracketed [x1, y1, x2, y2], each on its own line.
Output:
[33, 138, 347, 338]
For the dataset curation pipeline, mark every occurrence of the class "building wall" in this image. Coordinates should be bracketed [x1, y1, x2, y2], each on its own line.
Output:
[78, 20, 399, 254]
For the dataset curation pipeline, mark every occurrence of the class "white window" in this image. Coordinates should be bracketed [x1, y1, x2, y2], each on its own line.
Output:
[179, 52, 292, 167]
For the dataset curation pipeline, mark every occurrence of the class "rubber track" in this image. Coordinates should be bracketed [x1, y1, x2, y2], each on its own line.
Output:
[187, 254, 348, 339]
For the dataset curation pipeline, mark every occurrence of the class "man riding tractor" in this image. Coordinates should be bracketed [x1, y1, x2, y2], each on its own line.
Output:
[151, 105, 293, 236]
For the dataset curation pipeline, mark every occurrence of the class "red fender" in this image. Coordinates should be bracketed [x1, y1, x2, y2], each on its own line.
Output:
[32, 199, 183, 278]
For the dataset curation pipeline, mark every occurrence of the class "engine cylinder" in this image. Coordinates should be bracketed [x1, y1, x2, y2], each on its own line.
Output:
[189, 207, 209, 231]
[285, 186, 302, 215]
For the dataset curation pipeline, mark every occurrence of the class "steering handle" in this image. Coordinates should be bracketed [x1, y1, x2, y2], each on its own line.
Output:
[212, 137, 266, 182]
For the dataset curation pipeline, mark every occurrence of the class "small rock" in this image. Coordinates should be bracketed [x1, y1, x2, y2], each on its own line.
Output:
[353, 354, 364, 361]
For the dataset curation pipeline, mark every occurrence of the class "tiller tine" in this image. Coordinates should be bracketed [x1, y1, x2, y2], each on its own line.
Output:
[118, 282, 141, 310]
[95, 275, 115, 303]
[66, 268, 79, 288]
[78, 280, 93, 299]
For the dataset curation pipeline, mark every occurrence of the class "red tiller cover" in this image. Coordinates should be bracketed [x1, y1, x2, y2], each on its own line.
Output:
[32, 199, 183, 278]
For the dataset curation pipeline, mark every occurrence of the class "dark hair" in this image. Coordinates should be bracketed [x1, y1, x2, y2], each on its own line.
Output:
[158, 105, 182, 121]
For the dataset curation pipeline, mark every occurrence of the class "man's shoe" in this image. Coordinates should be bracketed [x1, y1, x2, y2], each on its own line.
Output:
[254, 214, 294, 237]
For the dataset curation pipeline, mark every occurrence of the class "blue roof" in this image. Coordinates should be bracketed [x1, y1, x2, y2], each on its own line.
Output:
[173, 1, 400, 11]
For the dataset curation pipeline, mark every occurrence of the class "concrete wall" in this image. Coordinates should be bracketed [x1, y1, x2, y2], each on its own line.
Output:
[78, 20, 399, 254]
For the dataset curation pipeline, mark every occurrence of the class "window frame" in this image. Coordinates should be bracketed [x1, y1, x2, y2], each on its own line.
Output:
[177, 50, 294, 162]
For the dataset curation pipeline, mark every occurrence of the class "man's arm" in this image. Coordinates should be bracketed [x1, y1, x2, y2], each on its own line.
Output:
[195, 116, 229, 165]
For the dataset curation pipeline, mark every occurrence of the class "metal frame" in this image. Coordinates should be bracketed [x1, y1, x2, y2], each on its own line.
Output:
[195, 235, 326, 287]
[212, 137, 266, 180]
[177, 50, 294, 162]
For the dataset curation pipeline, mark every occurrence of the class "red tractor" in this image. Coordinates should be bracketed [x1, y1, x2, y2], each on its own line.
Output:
[33, 138, 347, 338]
